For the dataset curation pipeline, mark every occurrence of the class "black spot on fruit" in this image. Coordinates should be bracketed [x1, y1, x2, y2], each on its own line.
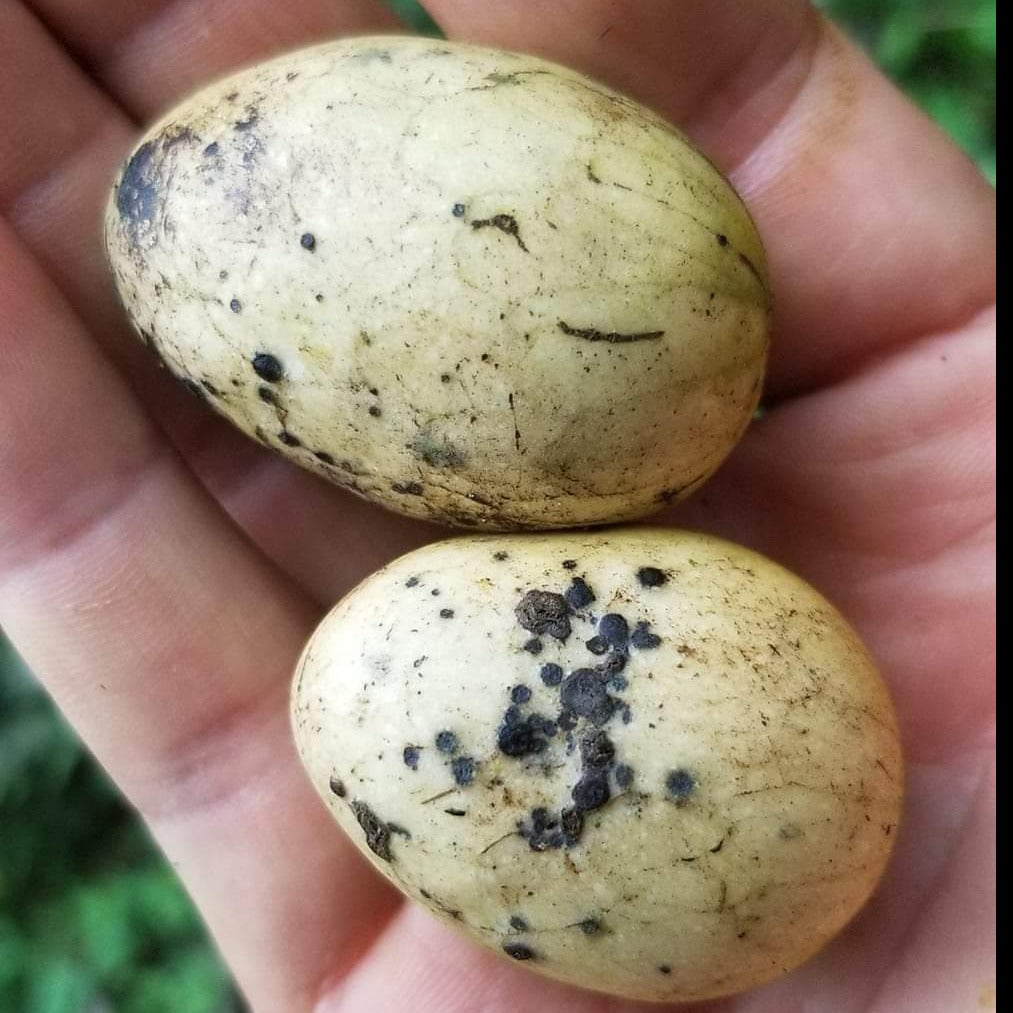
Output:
[637, 566, 668, 588]
[435, 730, 458, 754]
[439, 608, 455, 619]
[503, 941, 536, 961]
[300, 232, 317, 251]
[577, 917, 602, 936]
[509, 915, 529, 932]
[522, 638, 543, 655]
[314, 451, 336, 465]
[350, 801, 393, 862]
[328, 776, 346, 798]
[116, 140, 160, 249]
[451, 756, 475, 786]
[585, 636, 609, 656]
[598, 614, 629, 648]
[564, 577, 596, 610]
[403, 746, 420, 770]
[630, 622, 662, 649]
[251, 353, 284, 382]
[452, 203, 467, 217]
[229, 298, 242, 313]
[497, 706, 551, 757]
[572, 773, 610, 811]
[471, 213, 528, 252]
[614, 764, 634, 788]
[511, 685, 532, 704]
[666, 769, 696, 800]
[539, 663, 563, 687]
[278, 431, 301, 447]
[515, 590, 571, 641]
[560, 669, 616, 725]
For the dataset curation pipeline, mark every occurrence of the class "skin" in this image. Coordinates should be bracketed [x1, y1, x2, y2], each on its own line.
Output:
[294, 530, 903, 1001]
[0, 2, 993, 1013]
[104, 38, 770, 530]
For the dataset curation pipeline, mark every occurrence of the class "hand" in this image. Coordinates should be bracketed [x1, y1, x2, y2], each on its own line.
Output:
[0, 2, 994, 1010]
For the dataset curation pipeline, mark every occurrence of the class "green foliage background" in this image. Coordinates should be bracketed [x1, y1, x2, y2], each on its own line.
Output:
[0, 2, 994, 1010]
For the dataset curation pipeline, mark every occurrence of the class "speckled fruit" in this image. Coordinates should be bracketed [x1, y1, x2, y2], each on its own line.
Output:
[105, 36, 770, 530]
[292, 529, 903, 1002]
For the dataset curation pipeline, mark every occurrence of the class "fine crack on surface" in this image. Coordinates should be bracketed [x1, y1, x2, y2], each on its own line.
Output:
[558, 321, 665, 344]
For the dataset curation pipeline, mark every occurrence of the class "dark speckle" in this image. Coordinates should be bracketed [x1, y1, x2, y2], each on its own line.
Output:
[614, 764, 634, 788]
[560, 669, 616, 725]
[257, 385, 276, 404]
[233, 107, 259, 132]
[522, 637, 543, 655]
[403, 745, 420, 770]
[598, 614, 629, 648]
[229, 298, 242, 313]
[572, 773, 609, 812]
[658, 964, 672, 975]
[350, 801, 392, 862]
[631, 622, 662, 649]
[511, 685, 532, 704]
[565, 577, 596, 610]
[391, 481, 424, 496]
[497, 706, 552, 758]
[368, 405, 382, 418]
[539, 663, 563, 687]
[300, 232, 316, 251]
[452, 203, 467, 217]
[471, 213, 528, 252]
[444, 808, 466, 817]
[637, 566, 668, 588]
[251, 353, 284, 382]
[203, 141, 220, 157]
[577, 917, 602, 936]
[328, 776, 346, 798]
[515, 590, 572, 641]
[439, 608, 455, 619]
[278, 431, 301, 447]
[509, 915, 529, 932]
[562, 559, 578, 570]
[715, 233, 729, 247]
[666, 769, 696, 800]
[116, 140, 160, 248]
[581, 731, 615, 768]
[585, 636, 608, 656]
[451, 756, 475, 786]
[405, 576, 420, 588]
[503, 942, 536, 961]
[314, 451, 336, 465]
[435, 730, 458, 754]
[200, 380, 219, 397]
[493, 551, 509, 561]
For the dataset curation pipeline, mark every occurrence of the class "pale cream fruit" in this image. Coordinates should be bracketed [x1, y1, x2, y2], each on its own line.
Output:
[292, 529, 903, 1002]
[105, 37, 770, 529]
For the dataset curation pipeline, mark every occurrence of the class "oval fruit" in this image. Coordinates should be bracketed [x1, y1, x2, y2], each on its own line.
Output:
[291, 529, 903, 1001]
[105, 37, 770, 530]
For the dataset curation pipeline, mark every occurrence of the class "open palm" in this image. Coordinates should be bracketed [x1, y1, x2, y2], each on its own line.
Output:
[0, 2, 994, 1011]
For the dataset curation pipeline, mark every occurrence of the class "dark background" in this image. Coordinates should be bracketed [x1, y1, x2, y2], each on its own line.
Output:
[0, 1, 995, 1009]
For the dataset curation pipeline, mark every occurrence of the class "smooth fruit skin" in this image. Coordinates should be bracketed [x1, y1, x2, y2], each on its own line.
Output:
[292, 529, 903, 1002]
[105, 36, 770, 530]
